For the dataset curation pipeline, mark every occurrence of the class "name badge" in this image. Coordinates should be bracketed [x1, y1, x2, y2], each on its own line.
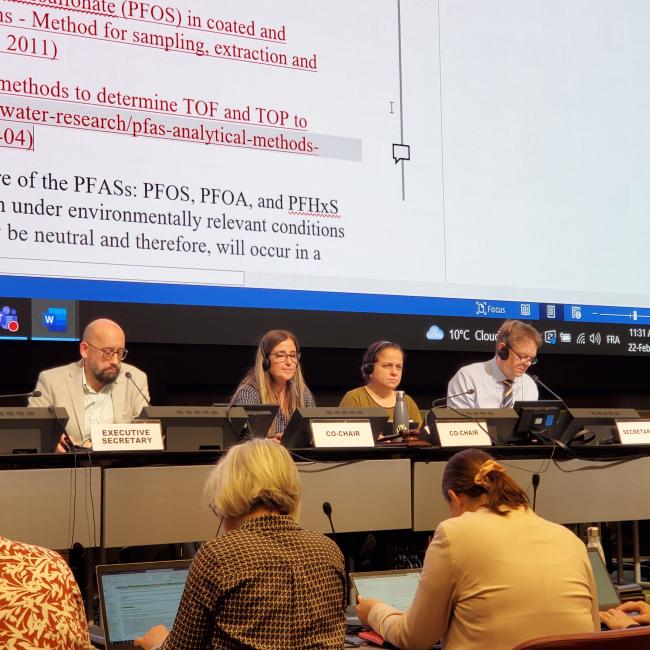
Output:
[616, 420, 650, 445]
[311, 420, 375, 448]
[90, 422, 164, 451]
[436, 421, 492, 447]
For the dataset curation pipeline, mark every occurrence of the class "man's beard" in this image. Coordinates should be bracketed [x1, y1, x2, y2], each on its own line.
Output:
[94, 368, 118, 385]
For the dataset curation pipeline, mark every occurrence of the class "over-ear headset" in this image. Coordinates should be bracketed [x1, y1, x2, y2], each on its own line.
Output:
[259, 331, 299, 373]
[361, 341, 398, 379]
[496, 320, 514, 361]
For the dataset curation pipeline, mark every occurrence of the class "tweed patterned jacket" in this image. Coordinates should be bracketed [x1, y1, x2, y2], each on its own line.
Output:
[160, 514, 346, 649]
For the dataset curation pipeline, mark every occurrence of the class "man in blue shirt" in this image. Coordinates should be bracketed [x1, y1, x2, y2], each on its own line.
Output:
[447, 320, 542, 408]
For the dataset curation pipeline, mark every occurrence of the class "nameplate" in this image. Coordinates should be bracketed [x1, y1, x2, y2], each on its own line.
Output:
[616, 421, 650, 445]
[436, 421, 492, 447]
[90, 422, 164, 451]
[311, 420, 375, 448]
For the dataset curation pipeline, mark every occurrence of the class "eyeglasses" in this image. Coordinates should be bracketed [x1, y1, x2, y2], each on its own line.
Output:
[84, 340, 128, 361]
[508, 345, 538, 366]
[209, 502, 224, 535]
[270, 351, 301, 363]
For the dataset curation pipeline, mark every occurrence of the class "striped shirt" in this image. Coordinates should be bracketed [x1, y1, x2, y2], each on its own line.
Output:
[447, 356, 538, 408]
[82, 370, 114, 442]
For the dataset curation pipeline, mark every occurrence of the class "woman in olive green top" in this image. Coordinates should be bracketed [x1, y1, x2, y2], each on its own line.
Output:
[339, 341, 422, 428]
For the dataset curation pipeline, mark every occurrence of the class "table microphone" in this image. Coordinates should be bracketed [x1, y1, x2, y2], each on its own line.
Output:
[421, 389, 476, 438]
[0, 390, 42, 399]
[531, 473, 541, 511]
[125, 371, 151, 406]
[425, 391, 495, 445]
[322, 501, 336, 538]
[530, 375, 564, 402]
[432, 388, 475, 407]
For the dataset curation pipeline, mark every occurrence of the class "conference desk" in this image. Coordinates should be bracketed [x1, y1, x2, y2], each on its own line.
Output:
[0, 464, 101, 549]
[101, 457, 412, 547]
[2, 444, 648, 551]
[413, 454, 650, 530]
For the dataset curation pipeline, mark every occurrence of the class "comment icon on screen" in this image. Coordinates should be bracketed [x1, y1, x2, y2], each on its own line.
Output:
[393, 143, 411, 163]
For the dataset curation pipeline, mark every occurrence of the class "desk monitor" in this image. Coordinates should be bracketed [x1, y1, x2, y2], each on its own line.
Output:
[428, 407, 518, 445]
[282, 407, 388, 449]
[514, 400, 566, 443]
[0, 407, 68, 454]
[137, 406, 248, 451]
[213, 403, 280, 439]
[561, 408, 640, 445]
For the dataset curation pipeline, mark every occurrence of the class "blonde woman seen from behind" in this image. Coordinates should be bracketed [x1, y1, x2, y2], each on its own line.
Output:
[135, 439, 346, 649]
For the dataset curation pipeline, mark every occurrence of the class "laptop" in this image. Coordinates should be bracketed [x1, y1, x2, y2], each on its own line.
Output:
[96, 560, 191, 649]
[349, 568, 421, 612]
[587, 547, 621, 611]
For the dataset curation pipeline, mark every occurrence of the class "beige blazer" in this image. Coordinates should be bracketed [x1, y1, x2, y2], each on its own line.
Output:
[369, 507, 599, 650]
[28, 360, 150, 446]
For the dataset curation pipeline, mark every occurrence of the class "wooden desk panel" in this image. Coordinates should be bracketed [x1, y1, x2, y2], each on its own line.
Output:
[103, 465, 217, 547]
[413, 456, 650, 531]
[0, 467, 100, 548]
[297, 459, 412, 533]
[103, 458, 413, 546]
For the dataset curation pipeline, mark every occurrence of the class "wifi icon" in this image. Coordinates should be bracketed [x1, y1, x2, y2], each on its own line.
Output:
[576, 333, 586, 344]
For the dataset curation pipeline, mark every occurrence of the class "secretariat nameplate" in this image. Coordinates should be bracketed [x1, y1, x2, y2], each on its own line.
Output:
[616, 420, 650, 445]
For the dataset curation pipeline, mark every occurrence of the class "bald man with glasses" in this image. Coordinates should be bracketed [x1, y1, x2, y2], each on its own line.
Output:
[29, 318, 150, 451]
[447, 320, 542, 409]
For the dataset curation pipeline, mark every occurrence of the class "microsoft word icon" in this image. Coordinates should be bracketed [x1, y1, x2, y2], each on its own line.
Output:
[42, 307, 67, 332]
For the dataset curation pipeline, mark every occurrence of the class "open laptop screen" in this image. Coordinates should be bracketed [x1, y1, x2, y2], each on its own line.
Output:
[97, 560, 191, 646]
[349, 569, 421, 612]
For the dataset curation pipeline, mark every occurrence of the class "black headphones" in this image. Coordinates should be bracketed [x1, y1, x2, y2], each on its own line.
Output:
[259, 333, 299, 372]
[497, 342, 510, 361]
[361, 341, 398, 379]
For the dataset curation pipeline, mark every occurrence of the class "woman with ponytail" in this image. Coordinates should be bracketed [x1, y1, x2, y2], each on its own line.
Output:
[357, 449, 599, 650]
